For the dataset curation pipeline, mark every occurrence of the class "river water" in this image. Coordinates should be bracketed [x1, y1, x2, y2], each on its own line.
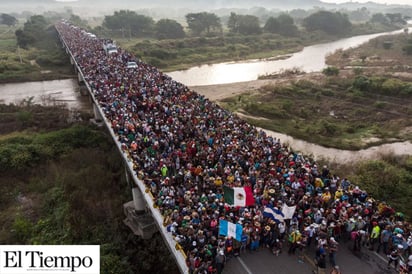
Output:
[168, 28, 409, 86]
[0, 79, 90, 110]
[0, 30, 411, 163]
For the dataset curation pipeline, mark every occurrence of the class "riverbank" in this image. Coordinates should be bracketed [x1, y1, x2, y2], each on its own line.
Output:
[119, 23, 399, 72]
[185, 25, 412, 156]
[190, 73, 322, 101]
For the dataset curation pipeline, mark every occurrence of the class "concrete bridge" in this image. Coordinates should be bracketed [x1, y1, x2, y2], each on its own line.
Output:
[55, 22, 189, 273]
[53, 21, 407, 274]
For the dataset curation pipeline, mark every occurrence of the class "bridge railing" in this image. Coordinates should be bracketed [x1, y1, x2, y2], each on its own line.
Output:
[55, 25, 189, 274]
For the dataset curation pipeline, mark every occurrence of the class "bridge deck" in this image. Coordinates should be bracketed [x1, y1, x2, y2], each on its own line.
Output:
[55, 20, 410, 274]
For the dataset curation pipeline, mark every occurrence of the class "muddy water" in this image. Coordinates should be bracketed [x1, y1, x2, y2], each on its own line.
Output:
[0, 79, 90, 110]
[261, 128, 412, 164]
[168, 28, 410, 86]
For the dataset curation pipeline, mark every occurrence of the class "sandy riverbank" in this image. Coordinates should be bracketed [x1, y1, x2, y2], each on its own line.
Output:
[189, 72, 324, 101]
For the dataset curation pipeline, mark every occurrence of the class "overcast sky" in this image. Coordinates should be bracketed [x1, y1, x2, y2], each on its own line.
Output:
[321, 0, 412, 5]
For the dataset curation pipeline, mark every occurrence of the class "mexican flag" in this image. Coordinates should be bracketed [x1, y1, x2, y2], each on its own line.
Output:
[223, 186, 255, 207]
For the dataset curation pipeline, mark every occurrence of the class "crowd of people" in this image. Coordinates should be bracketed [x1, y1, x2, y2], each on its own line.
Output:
[56, 21, 412, 274]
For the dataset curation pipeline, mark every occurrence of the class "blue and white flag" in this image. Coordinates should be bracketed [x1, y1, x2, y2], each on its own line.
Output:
[263, 205, 285, 223]
[219, 219, 242, 241]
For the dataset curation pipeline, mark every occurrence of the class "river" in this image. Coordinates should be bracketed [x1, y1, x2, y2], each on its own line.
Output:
[0, 30, 411, 163]
[167, 28, 410, 86]
[0, 79, 90, 110]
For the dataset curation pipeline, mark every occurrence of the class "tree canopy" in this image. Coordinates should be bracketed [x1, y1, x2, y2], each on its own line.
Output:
[69, 14, 89, 29]
[15, 15, 49, 49]
[0, 13, 17, 26]
[228, 13, 261, 35]
[264, 14, 298, 36]
[370, 13, 390, 25]
[103, 10, 154, 37]
[155, 19, 185, 39]
[185, 12, 221, 36]
[303, 11, 352, 35]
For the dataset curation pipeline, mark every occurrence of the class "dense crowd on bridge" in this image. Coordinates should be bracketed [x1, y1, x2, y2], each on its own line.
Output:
[56, 21, 412, 274]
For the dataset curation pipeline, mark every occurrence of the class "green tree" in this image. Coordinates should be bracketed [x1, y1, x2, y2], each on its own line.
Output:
[322, 66, 340, 76]
[264, 14, 298, 36]
[103, 10, 154, 37]
[385, 13, 406, 25]
[227, 12, 239, 33]
[155, 19, 185, 39]
[403, 39, 412, 55]
[348, 7, 370, 22]
[227, 13, 261, 35]
[0, 13, 17, 26]
[370, 13, 390, 25]
[303, 11, 352, 35]
[264, 17, 280, 34]
[185, 12, 221, 36]
[239, 15, 261, 35]
[69, 14, 89, 29]
[352, 75, 370, 91]
[15, 29, 34, 49]
[15, 15, 48, 49]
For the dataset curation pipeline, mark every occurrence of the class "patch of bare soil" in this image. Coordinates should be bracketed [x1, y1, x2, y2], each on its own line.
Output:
[191, 72, 325, 101]
[234, 110, 269, 121]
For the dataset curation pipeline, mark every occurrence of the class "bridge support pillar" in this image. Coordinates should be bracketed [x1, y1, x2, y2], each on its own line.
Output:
[77, 72, 84, 84]
[131, 187, 146, 213]
[92, 103, 103, 122]
[78, 84, 88, 96]
[123, 165, 157, 239]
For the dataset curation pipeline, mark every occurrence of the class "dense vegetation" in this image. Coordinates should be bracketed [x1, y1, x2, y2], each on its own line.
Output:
[0, 16, 73, 83]
[350, 155, 412, 220]
[0, 9, 405, 79]
[120, 21, 401, 71]
[91, 10, 405, 71]
[0, 104, 179, 273]
[221, 74, 412, 150]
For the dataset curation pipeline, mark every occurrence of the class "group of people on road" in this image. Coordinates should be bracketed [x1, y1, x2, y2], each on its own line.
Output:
[56, 21, 412, 274]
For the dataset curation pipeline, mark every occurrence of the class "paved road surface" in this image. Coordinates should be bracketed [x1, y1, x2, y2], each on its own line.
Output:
[223, 239, 400, 274]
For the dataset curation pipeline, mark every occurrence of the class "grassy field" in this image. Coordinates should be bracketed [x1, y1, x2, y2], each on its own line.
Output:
[0, 24, 74, 83]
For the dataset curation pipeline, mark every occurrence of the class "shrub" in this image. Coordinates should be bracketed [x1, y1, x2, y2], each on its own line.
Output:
[373, 101, 386, 108]
[352, 75, 370, 91]
[322, 66, 340, 76]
